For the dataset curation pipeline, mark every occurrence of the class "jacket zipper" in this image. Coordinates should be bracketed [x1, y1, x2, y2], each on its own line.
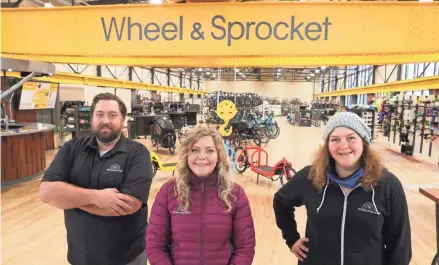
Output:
[200, 182, 205, 265]
[341, 195, 347, 265]
[339, 184, 361, 265]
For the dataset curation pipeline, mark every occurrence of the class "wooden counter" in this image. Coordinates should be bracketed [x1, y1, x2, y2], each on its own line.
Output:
[1, 123, 55, 185]
[419, 188, 439, 264]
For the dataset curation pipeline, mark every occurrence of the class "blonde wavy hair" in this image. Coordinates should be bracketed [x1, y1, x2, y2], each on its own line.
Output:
[174, 126, 236, 212]
[309, 139, 384, 192]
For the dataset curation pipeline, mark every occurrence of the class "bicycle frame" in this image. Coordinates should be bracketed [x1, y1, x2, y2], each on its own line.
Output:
[248, 146, 269, 173]
[150, 151, 177, 178]
[224, 140, 236, 172]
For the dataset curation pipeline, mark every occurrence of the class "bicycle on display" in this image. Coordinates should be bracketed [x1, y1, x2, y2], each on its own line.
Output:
[234, 145, 296, 186]
[224, 140, 236, 173]
[177, 116, 191, 144]
[150, 152, 177, 178]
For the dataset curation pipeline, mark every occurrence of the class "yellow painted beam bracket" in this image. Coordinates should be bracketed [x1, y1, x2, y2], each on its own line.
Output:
[1, 2, 439, 67]
[315, 75, 439, 98]
[3, 71, 207, 95]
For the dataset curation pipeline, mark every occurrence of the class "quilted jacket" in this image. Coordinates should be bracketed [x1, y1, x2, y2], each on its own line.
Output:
[146, 171, 256, 265]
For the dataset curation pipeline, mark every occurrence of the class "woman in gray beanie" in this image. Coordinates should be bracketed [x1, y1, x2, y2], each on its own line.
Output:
[273, 111, 412, 265]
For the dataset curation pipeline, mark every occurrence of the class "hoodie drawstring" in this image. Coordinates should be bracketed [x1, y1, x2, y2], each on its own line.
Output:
[371, 186, 381, 215]
[317, 182, 381, 215]
[317, 180, 329, 213]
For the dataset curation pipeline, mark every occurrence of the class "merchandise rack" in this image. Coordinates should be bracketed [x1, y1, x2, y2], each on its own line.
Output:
[73, 106, 93, 138]
[295, 107, 312, 127]
[381, 102, 439, 164]
[346, 108, 378, 142]
[311, 109, 322, 127]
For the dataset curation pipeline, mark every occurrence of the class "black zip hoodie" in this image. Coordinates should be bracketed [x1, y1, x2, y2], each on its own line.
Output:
[273, 165, 412, 265]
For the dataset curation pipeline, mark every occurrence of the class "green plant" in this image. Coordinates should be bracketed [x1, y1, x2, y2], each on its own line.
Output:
[53, 125, 69, 140]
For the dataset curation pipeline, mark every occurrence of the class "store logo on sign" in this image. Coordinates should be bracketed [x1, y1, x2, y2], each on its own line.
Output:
[107, 164, 123, 172]
[100, 15, 333, 46]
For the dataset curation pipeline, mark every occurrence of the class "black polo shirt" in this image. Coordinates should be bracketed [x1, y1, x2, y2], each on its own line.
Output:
[41, 134, 153, 265]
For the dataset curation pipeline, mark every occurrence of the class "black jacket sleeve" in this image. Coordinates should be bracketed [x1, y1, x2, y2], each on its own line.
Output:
[273, 165, 310, 249]
[383, 172, 412, 265]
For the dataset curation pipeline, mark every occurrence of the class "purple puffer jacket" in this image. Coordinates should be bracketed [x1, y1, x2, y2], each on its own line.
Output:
[146, 171, 256, 265]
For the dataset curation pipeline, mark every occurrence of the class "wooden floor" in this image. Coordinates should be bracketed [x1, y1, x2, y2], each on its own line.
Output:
[2, 119, 439, 265]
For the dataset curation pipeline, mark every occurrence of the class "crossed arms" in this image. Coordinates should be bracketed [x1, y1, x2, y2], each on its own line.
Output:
[40, 142, 153, 217]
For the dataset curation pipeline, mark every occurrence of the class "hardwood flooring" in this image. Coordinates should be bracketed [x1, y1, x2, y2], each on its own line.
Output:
[1, 119, 438, 265]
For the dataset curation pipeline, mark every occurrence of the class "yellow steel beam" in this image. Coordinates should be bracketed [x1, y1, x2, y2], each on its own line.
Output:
[2, 53, 439, 68]
[1, 2, 439, 67]
[3, 71, 207, 95]
[315, 75, 439, 98]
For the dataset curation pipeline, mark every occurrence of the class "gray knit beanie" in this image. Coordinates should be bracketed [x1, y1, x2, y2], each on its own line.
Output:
[323, 112, 371, 144]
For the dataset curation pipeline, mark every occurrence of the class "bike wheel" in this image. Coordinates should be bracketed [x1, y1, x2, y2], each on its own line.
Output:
[232, 134, 241, 148]
[152, 161, 157, 178]
[151, 136, 158, 147]
[253, 136, 261, 146]
[178, 129, 188, 144]
[166, 135, 176, 154]
[285, 166, 296, 181]
[272, 122, 280, 138]
[264, 124, 277, 138]
[257, 129, 270, 144]
[234, 147, 248, 173]
[432, 253, 439, 265]
[279, 165, 297, 186]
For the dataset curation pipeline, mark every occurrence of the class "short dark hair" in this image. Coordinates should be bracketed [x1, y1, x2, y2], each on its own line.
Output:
[90, 93, 127, 118]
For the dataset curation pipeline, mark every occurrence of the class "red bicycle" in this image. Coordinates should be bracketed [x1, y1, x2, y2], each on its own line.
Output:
[235, 145, 296, 186]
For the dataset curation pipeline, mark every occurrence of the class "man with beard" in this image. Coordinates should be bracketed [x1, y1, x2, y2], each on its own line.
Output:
[40, 93, 153, 265]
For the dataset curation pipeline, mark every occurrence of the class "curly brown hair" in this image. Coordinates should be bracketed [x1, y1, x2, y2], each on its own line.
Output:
[174, 126, 236, 212]
[308, 139, 384, 192]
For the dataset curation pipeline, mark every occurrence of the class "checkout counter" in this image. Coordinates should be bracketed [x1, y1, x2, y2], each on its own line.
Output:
[1, 122, 56, 184]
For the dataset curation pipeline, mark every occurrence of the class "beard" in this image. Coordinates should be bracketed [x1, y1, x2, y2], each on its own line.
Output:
[92, 124, 121, 143]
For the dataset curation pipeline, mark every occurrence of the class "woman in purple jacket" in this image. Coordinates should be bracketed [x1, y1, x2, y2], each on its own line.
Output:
[146, 126, 256, 265]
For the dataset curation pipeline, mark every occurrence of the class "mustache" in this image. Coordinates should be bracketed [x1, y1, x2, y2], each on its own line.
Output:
[99, 124, 112, 129]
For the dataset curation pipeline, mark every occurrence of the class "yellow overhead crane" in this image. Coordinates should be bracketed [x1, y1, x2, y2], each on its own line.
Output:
[2, 71, 206, 95]
[315, 75, 439, 98]
[1, 1, 438, 98]
[1, 2, 439, 67]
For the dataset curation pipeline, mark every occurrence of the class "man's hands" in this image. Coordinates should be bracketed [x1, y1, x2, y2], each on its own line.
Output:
[291, 237, 309, 262]
[81, 188, 138, 217]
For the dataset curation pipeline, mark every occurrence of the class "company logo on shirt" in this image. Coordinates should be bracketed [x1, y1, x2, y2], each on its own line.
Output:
[173, 205, 191, 215]
[358, 202, 380, 215]
[107, 164, 123, 172]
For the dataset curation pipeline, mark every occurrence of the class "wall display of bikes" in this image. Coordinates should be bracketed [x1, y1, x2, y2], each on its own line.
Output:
[286, 105, 337, 128]
[200, 91, 304, 127]
[380, 99, 439, 162]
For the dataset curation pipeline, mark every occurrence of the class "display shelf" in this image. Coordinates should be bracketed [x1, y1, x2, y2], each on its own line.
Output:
[73, 106, 93, 138]
[346, 107, 378, 141]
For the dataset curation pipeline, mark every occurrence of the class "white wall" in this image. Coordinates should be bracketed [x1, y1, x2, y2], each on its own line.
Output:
[375, 65, 398, 83]
[132, 67, 152, 83]
[205, 81, 315, 103]
[58, 84, 85, 101]
[55, 64, 97, 76]
[100, 66, 129, 80]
